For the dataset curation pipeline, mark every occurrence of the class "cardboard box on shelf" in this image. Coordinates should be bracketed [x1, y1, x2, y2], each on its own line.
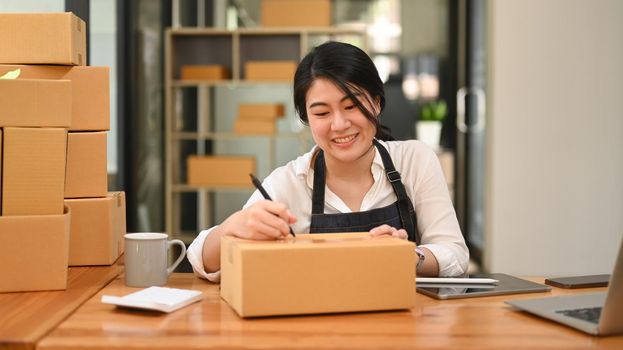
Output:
[187, 156, 255, 188]
[65, 131, 107, 199]
[221, 232, 416, 317]
[0, 12, 86, 65]
[238, 103, 285, 120]
[2, 127, 67, 216]
[180, 65, 230, 81]
[233, 118, 276, 135]
[0, 206, 70, 293]
[0, 79, 71, 128]
[261, 0, 331, 27]
[245, 61, 297, 81]
[65, 192, 126, 266]
[0, 65, 110, 131]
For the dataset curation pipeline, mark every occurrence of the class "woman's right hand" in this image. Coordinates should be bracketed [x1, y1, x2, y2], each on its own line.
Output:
[219, 200, 297, 240]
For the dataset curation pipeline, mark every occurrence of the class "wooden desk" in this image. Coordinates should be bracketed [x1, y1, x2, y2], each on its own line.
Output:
[37, 273, 623, 350]
[0, 264, 122, 350]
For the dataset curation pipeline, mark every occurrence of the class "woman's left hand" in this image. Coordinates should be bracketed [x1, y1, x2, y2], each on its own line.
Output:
[369, 224, 408, 240]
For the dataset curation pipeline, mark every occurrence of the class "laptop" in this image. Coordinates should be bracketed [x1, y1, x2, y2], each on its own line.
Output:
[506, 239, 623, 336]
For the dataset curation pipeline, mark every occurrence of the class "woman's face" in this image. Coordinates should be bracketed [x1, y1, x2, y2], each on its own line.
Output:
[305, 78, 379, 164]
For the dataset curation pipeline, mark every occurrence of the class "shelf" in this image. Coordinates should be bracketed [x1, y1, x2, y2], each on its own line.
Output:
[167, 26, 366, 36]
[172, 131, 307, 140]
[172, 184, 254, 192]
[165, 26, 365, 236]
[171, 80, 291, 88]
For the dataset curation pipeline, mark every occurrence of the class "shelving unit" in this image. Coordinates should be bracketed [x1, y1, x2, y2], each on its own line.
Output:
[165, 27, 366, 242]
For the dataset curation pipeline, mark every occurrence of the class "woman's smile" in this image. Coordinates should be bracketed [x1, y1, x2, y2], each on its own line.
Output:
[332, 133, 358, 145]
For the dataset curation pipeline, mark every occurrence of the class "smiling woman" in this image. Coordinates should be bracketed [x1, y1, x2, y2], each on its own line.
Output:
[187, 41, 469, 281]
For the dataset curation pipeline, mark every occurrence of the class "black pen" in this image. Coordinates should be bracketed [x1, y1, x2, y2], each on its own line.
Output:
[249, 174, 295, 237]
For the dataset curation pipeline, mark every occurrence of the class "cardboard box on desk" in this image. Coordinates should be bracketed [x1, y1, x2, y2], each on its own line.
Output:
[221, 232, 416, 317]
[187, 155, 255, 188]
[65, 131, 107, 198]
[0, 79, 71, 128]
[2, 127, 68, 216]
[0, 12, 86, 65]
[65, 192, 126, 266]
[261, 0, 331, 27]
[0, 65, 110, 131]
[245, 61, 297, 81]
[0, 206, 71, 293]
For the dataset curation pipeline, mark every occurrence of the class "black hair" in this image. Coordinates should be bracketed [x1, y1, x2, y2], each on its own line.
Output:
[293, 41, 394, 141]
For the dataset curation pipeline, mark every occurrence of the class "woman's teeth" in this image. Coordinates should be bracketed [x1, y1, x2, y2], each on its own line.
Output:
[333, 134, 357, 143]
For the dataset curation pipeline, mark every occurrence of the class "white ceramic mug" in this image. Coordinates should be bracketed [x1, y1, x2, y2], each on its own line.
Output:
[124, 233, 186, 287]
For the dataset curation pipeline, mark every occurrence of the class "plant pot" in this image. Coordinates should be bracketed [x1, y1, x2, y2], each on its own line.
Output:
[415, 120, 442, 150]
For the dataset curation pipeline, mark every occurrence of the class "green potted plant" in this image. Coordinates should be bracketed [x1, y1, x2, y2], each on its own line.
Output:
[416, 99, 446, 150]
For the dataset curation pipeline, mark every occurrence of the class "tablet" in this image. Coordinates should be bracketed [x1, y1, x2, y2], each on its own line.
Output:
[544, 274, 610, 289]
[416, 273, 551, 300]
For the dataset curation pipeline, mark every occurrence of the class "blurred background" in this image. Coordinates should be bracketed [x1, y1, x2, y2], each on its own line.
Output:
[1, 0, 621, 277]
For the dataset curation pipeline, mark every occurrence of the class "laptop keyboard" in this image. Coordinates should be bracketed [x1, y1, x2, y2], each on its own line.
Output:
[556, 307, 602, 324]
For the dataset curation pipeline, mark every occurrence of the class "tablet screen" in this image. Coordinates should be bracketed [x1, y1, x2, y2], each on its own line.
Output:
[416, 273, 551, 299]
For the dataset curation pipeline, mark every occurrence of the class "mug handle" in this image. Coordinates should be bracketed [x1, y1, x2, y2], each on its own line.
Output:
[167, 239, 187, 275]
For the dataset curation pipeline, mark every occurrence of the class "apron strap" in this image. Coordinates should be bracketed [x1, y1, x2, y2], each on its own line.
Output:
[372, 139, 419, 243]
[312, 151, 326, 215]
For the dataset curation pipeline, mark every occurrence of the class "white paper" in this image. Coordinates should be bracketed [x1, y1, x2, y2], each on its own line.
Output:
[101, 286, 203, 313]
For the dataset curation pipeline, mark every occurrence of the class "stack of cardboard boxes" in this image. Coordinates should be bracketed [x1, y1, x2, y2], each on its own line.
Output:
[0, 13, 125, 293]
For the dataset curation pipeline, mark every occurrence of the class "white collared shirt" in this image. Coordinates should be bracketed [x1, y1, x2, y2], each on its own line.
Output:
[187, 139, 469, 282]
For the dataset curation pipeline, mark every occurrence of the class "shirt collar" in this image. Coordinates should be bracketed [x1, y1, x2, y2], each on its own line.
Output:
[296, 140, 387, 189]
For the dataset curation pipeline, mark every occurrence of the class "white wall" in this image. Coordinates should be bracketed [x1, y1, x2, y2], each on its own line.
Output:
[0, 0, 63, 12]
[485, 0, 623, 275]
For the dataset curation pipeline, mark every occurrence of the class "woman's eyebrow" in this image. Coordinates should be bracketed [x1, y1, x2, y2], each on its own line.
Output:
[308, 94, 360, 109]
[308, 101, 328, 108]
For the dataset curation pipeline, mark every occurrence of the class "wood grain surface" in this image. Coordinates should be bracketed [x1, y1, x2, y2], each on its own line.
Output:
[37, 274, 623, 350]
[0, 264, 122, 350]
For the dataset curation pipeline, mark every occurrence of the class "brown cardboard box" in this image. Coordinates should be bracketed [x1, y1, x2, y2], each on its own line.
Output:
[65, 131, 107, 199]
[234, 118, 276, 135]
[0, 12, 86, 65]
[2, 127, 67, 216]
[187, 156, 255, 188]
[0, 206, 70, 293]
[0, 129, 2, 214]
[245, 61, 298, 81]
[65, 192, 126, 266]
[221, 232, 416, 317]
[262, 0, 331, 27]
[238, 103, 284, 120]
[0, 65, 110, 131]
[0, 79, 71, 128]
[181, 65, 230, 80]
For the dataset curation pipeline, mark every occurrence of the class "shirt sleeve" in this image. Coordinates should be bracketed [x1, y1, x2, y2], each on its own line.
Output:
[187, 227, 221, 283]
[187, 185, 268, 283]
[409, 143, 470, 277]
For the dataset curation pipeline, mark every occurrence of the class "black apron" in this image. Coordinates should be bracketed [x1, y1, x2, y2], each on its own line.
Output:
[309, 139, 420, 244]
